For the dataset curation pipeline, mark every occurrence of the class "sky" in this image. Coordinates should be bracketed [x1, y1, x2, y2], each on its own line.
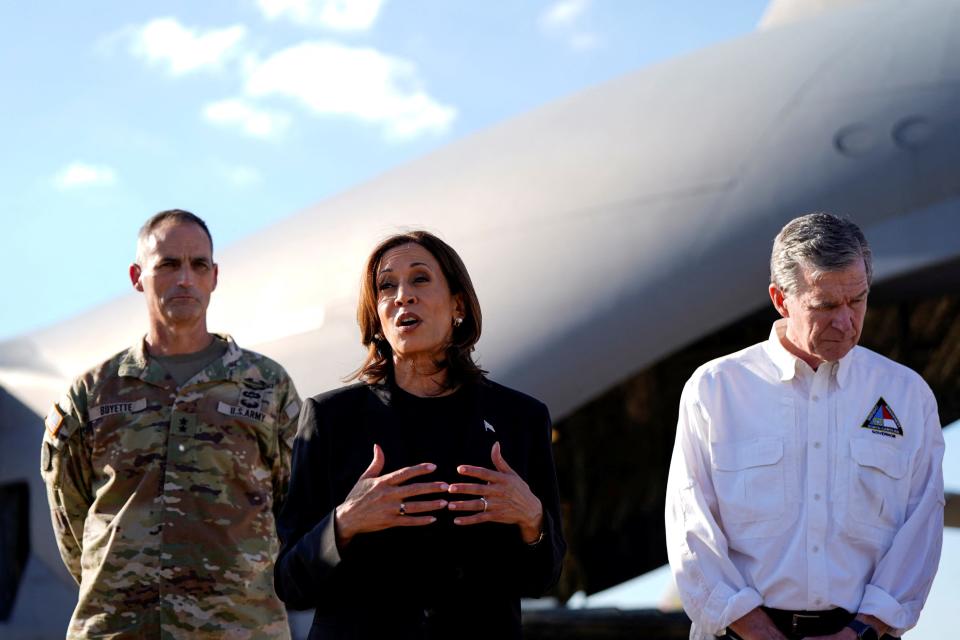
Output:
[0, 0, 769, 342]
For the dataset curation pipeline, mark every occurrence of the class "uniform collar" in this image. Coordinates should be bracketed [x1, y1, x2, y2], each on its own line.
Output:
[118, 333, 243, 384]
[765, 319, 854, 388]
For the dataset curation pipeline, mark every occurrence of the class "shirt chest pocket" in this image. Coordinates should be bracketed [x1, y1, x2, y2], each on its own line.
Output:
[848, 439, 910, 534]
[712, 437, 792, 538]
[89, 403, 160, 477]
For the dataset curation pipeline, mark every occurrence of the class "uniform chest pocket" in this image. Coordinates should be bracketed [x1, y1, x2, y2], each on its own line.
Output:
[89, 405, 159, 478]
[712, 437, 791, 538]
[848, 439, 909, 533]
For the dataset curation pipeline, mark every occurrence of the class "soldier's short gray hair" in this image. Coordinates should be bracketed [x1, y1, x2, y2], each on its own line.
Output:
[136, 209, 213, 265]
[770, 212, 873, 294]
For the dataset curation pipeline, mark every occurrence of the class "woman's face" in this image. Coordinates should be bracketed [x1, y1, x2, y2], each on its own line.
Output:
[375, 243, 463, 361]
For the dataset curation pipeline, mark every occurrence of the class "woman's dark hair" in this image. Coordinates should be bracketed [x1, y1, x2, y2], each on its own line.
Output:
[351, 230, 485, 390]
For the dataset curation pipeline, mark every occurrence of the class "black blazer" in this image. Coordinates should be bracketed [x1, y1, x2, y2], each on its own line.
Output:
[274, 379, 565, 639]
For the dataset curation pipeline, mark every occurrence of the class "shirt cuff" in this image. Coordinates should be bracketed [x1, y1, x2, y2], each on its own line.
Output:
[702, 582, 764, 636]
[319, 511, 342, 567]
[859, 584, 909, 636]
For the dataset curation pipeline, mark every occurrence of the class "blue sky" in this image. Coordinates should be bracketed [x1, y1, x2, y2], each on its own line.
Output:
[0, 0, 768, 341]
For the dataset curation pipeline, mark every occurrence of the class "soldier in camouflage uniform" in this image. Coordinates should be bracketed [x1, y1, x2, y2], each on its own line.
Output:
[40, 210, 301, 639]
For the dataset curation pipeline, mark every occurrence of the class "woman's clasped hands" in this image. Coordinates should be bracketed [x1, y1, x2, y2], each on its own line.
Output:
[334, 442, 544, 549]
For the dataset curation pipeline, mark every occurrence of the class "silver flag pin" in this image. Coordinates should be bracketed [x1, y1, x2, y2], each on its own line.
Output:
[484, 420, 496, 433]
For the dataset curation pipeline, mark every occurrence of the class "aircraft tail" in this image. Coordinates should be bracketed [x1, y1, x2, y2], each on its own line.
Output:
[758, 0, 867, 29]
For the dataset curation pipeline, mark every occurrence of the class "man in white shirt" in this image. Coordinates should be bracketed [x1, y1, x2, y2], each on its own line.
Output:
[665, 213, 944, 640]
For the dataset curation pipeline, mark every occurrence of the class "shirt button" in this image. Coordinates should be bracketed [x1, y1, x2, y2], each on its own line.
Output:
[812, 545, 820, 552]
[812, 394, 819, 402]
[813, 442, 822, 449]
[814, 493, 821, 501]
[178, 444, 186, 452]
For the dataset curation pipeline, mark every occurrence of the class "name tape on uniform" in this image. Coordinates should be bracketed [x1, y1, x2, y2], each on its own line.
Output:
[89, 398, 148, 421]
[218, 401, 267, 423]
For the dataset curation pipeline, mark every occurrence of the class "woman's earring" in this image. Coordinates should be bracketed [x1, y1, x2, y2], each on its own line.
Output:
[453, 317, 463, 327]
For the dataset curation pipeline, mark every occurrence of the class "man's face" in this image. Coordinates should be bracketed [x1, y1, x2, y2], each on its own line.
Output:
[130, 221, 218, 330]
[770, 260, 869, 367]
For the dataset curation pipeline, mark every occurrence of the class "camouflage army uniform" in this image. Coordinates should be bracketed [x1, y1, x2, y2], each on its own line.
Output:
[40, 334, 301, 639]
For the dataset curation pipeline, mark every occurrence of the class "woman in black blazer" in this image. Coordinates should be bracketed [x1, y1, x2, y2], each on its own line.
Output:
[274, 231, 565, 639]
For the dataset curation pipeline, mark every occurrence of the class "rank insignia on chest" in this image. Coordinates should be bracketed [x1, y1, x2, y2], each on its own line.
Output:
[860, 397, 903, 438]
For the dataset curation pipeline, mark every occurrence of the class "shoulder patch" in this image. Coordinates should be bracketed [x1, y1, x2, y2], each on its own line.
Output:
[284, 399, 301, 421]
[860, 397, 903, 438]
[45, 404, 65, 438]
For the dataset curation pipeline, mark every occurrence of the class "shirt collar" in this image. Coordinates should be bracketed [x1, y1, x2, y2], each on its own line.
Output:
[834, 346, 854, 389]
[118, 333, 242, 384]
[765, 319, 800, 382]
[764, 319, 854, 387]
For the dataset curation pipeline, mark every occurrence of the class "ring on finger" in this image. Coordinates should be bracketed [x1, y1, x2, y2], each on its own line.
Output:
[480, 497, 488, 512]
[399, 502, 406, 516]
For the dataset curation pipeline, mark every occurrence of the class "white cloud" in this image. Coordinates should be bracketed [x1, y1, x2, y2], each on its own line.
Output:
[539, 0, 600, 52]
[203, 98, 292, 139]
[257, 0, 385, 31]
[243, 41, 456, 140]
[540, 0, 590, 29]
[219, 165, 263, 187]
[131, 18, 247, 76]
[53, 163, 117, 190]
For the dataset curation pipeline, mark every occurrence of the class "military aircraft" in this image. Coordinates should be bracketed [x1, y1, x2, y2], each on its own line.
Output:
[2, 0, 958, 636]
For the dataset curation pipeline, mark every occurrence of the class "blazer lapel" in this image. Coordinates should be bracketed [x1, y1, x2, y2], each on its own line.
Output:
[460, 382, 499, 469]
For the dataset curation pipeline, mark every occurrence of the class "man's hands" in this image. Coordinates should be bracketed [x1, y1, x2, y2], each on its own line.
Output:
[729, 608, 789, 640]
[334, 444, 449, 549]
[334, 442, 545, 549]
[730, 609, 889, 640]
[448, 442, 544, 544]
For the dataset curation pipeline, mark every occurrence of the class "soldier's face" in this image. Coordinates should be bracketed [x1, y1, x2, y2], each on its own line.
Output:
[770, 260, 868, 368]
[131, 221, 218, 329]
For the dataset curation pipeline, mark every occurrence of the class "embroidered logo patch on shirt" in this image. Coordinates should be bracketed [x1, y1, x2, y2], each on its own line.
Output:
[860, 397, 903, 438]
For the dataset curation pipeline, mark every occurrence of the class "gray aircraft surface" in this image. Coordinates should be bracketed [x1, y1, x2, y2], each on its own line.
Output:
[2, 0, 958, 637]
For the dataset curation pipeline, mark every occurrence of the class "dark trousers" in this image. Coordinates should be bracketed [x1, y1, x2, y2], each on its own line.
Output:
[718, 607, 899, 640]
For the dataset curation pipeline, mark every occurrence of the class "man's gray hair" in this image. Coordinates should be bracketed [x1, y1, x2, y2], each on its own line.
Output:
[770, 212, 873, 294]
[136, 209, 213, 265]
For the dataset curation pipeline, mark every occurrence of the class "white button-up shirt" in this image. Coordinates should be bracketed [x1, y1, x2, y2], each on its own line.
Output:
[665, 320, 944, 638]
